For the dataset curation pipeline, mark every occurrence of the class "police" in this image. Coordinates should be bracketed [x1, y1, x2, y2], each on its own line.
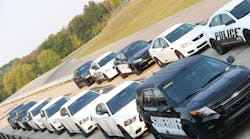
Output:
[215, 28, 240, 40]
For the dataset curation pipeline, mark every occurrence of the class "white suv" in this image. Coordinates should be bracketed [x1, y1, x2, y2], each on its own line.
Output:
[60, 90, 102, 137]
[149, 23, 209, 67]
[27, 99, 50, 132]
[92, 81, 147, 139]
[89, 52, 118, 84]
[202, 0, 250, 54]
[40, 96, 69, 134]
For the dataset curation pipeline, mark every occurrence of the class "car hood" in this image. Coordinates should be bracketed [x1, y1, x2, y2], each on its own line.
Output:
[127, 47, 149, 63]
[112, 100, 138, 121]
[177, 66, 250, 112]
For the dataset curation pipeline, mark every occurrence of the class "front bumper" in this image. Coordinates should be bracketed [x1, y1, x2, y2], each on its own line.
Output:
[120, 117, 147, 138]
[182, 38, 209, 57]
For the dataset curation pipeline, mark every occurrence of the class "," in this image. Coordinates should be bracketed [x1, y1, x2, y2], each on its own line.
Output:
[136, 55, 250, 139]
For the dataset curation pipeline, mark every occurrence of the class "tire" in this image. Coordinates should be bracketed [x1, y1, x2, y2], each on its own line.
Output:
[76, 124, 90, 137]
[154, 58, 164, 68]
[117, 125, 132, 139]
[76, 83, 83, 89]
[134, 67, 142, 75]
[98, 126, 113, 139]
[66, 130, 76, 137]
[118, 69, 128, 79]
[95, 79, 103, 85]
[185, 126, 215, 139]
[175, 51, 185, 59]
[146, 123, 164, 139]
[55, 128, 64, 135]
[210, 39, 227, 55]
[243, 29, 250, 44]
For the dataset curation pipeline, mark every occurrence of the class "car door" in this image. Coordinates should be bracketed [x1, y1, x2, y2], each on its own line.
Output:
[208, 13, 242, 46]
[142, 89, 186, 136]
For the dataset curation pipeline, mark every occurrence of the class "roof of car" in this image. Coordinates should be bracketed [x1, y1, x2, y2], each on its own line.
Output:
[94, 52, 115, 63]
[156, 23, 184, 39]
[62, 90, 99, 108]
[213, 0, 243, 14]
[28, 99, 49, 112]
[119, 40, 148, 53]
[99, 81, 140, 104]
[41, 96, 66, 111]
[137, 55, 206, 92]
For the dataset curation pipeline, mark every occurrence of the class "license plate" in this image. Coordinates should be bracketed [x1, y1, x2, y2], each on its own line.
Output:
[117, 64, 132, 73]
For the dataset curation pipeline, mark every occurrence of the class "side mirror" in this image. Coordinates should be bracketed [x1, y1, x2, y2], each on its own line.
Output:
[227, 56, 235, 64]
[148, 40, 152, 44]
[225, 20, 235, 26]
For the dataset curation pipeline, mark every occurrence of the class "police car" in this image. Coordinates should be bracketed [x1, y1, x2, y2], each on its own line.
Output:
[27, 99, 50, 131]
[40, 96, 69, 134]
[136, 55, 250, 139]
[149, 23, 209, 67]
[203, 0, 250, 55]
[60, 90, 101, 137]
[89, 52, 118, 84]
[92, 81, 147, 139]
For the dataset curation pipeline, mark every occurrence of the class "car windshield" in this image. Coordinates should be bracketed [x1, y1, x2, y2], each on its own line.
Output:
[107, 82, 140, 115]
[120, 41, 148, 58]
[9, 105, 23, 118]
[46, 98, 68, 118]
[74, 61, 92, 76]
[68, 91, 99, 116]
[230, 0, 250, 19]
[98, 53, 116, 67]
[31, 101, 48, 117]
[18, 102, 36, 119]
[162, 57, 229, 105]
[165, 23, 195, 43]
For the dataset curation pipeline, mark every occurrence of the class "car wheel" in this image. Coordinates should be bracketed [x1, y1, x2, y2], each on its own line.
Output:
[210, 39, 227, 55]
[40, 128, 46, 132]
[243, 30, 250, 44]
[76, 124, 90, 137]
[66, 130, 76, 137]
[175, 51, 185, 59]
[76, 83, 83, 89]
[154, 58, 164, 68]
[134, 67, 142, 75]
[146, 123, 164, 139]
[98, 126, 114, 139]
[120, 73, 128, 79]
[47, 129, 53, 134]
[55, 129, 65, 135]
[95, 79, 103, 85]
[117, 125, 133, 139]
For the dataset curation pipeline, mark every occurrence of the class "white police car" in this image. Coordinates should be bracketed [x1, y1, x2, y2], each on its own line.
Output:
[92, 81, 147, 139]
[149, 23, 209, 67]
[40, 96, 69, 134]
[59, 90, 102, 137]
[89, 52, 118, 84]
[203, 0, 250, 54]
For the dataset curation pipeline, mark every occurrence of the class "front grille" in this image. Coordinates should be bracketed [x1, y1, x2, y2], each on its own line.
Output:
[192, 34, 204, 41]
[212, 79, 250, 116]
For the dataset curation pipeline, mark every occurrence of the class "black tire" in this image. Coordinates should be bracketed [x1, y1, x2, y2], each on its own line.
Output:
[134, 67, 142, 75]
[47, 129, 54, 134]
[76, 124, 90, 137]
[117, 125, 133, 139]
[95, 79, 103, 85]
[154, 58, 164, 68]
[40, 128, 46, 132]
[98, 126, 113, 139]
[66, 130, 76, 137]
[55, 128, 65, 135]
[243, 30, 250, 44]
[210, 39, 227, 55]
[120, 73, 128, 79]
[146, 123, 164, 139]
[175, 51, 185, 59]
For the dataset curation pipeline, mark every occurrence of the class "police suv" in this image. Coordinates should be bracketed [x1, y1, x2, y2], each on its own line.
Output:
[203, 0, 250, 55]
[136, 55, 250, 139]
[149, 23, 209, 67]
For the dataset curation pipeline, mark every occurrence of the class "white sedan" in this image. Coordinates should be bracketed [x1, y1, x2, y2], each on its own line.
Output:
[89, 52, 118, 84]
[92, 81, 147, 139]
[149, 23, 209, 67]
[59, 90, 102, 137]
[40, 96, 69, 134]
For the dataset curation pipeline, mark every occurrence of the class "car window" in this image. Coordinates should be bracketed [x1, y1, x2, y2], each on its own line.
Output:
[120, 41, 148, 58]
[31, 101, 49, 117]
[68, 91, 99, 116]
[159, 38, 169, 48]
[221, 14, 235, 24]
[142, 89, 168, 111]
[152, 39, 161, 49]
[46, 97, 68, 118]
[209, 15, 223, 27]
[98, 53, 116, 67]
[107, 82, 140, 115]
[230, 0, 250, 19]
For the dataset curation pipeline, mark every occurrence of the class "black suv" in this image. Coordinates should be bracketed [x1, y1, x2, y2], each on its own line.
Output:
[73, 61, 94, 88]
[136, 55, 250, 139]
[17, 101, 36, 130]
[114, 40, 154, 78]
[7, 104, 24, 129]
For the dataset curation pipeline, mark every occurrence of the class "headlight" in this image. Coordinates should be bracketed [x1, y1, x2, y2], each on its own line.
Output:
[181, 42, 193, 48]
[52, 119, 60, 125]
[104, 68, 111, 72]
[124, 116, 137, 126]
[189, 107, 216, 117]
[80, 117, 89, 124]
[133, 58, 142, 63]
[85, 74, 91, 78]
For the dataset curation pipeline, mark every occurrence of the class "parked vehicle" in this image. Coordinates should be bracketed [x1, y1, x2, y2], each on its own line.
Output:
[202, 0, 250, 55]
[60, 90, 102, 137]
[136, 55, 250, 139]
[89, 52, 118, 84]
[149, 23, 209, 67]
[16, 101, 37, 130]
[92, 81, 147, 139]
[73, 61, 94, 88]
[114, 40, 154, 78]
[27, 99, 50, 131]
[40, 96, 69, 134]
[7, 104, 24, 129]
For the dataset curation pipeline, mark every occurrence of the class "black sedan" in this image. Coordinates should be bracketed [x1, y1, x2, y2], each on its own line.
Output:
[7, 104, 24, 129]
[73, 61, 94, 88]
[114, 40, 154, 78]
